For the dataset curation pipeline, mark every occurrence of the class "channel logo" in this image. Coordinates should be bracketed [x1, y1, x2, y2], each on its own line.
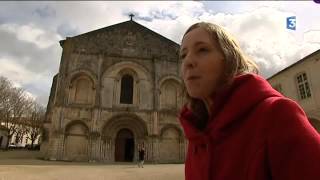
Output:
[286, 16, 296, 30]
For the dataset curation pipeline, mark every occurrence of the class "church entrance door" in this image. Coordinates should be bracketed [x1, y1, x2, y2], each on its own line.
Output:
[115, 128, 134, 162]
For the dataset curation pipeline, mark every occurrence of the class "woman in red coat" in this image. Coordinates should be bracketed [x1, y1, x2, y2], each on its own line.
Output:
[179, 22, 320, 180]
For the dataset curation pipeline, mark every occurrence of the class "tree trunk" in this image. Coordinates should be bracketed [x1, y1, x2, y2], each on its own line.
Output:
[31, 140, 35, 149]
[5, 135, 12, 150]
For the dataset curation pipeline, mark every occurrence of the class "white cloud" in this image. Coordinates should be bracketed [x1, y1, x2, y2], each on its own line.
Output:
[181, 6, 320, 78]
[0, 56, 52, 106]
[130, 3, 318, 79]
[0, 1, 319, 106]
[47, 1, 204, 38]
[304, 30, 320, 44]
[0, 23, 61, 49]
[0, 56, 35, 85]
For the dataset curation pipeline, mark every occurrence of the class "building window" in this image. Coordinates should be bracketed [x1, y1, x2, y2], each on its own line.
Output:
[120, 74, 133, 104]
[296, 72, 312, 99]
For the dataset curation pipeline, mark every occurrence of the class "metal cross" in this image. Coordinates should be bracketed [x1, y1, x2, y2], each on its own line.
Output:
[129, 13, 135, 21]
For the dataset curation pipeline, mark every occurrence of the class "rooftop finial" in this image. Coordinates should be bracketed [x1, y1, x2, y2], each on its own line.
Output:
[129, 13, 135, 21]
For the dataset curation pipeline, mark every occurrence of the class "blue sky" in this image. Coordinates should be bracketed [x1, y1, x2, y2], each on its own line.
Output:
[0, 1, 319, 106]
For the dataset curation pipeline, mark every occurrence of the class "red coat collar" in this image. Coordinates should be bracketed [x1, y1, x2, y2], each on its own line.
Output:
[179, 73, 282, 142]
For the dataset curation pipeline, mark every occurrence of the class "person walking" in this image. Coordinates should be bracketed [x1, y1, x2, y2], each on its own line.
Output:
[138, 146, 145, 168]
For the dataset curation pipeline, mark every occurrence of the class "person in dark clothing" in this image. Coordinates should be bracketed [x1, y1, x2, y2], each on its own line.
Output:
[138, 146, 145, 168]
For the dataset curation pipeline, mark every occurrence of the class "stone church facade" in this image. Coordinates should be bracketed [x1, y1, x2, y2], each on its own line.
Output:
[40, 20, 186, 163]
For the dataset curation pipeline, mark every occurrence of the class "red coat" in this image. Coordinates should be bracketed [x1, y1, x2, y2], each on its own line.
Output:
[179, 73, 320, 180]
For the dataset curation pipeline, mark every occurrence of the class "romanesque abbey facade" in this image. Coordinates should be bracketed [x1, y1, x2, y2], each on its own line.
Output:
[40, 20, 186, 163]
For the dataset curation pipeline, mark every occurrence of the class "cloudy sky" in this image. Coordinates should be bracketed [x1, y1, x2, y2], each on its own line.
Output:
[0, 1, 319, 106]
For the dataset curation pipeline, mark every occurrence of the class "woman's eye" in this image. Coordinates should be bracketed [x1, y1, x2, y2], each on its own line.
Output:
[179, 53, 186, 59]
[198, 47, 209, 52]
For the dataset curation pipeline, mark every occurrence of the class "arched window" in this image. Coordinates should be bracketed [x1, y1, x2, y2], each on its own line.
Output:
[69, 75, 95, 105]
[165, 83, 177, 107]
[120, 74, 133, 104]
[75, 78, 90, 103]
[160, 80, 178, 109]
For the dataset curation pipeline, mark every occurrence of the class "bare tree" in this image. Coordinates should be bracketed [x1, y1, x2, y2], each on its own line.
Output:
[0, 76, 32, 149]
[9, 88, 32, 148]
[0, 76, 12, 120]
[25, 102, 45, 149]
[0, 76, 15, 148]
[14, 120, 28, 145]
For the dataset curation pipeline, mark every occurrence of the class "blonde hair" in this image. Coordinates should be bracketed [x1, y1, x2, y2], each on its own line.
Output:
[180, 22, 259, 130]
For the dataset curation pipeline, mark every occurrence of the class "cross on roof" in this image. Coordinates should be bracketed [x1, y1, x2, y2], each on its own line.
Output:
[129, 13, 135, 21]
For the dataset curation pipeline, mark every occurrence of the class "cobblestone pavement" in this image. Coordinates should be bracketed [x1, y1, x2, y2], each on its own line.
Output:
[0, 150, 184, 180]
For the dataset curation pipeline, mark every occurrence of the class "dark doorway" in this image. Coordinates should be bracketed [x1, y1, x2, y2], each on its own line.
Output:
[115, 128, 134, 162]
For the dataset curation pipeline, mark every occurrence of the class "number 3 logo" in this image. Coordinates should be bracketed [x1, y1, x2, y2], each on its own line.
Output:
[287, 16, 296, 30]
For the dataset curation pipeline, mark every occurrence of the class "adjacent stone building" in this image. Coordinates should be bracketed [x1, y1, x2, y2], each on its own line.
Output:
[268, 49, 320, 132]
[41, 19, 186, 163]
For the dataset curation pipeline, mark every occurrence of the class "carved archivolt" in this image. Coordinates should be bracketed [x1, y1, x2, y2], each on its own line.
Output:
[102, 61, 150, 81]
[65, 120, 89, 136]
[68, 70, 97, 88]
[159, 124, 183, 139]
[101, 113, 148, 140]
[101, 61, 152, 108]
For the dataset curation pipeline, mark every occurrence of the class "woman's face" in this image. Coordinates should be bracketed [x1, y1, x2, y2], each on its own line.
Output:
[180, 27, 225, 100]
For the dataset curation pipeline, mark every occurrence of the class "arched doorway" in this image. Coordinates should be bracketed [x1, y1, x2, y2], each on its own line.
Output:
[115, 128, 134, 162]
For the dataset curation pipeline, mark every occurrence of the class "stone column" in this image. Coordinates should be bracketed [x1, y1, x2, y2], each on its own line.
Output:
[57, 133, 65, 160]
[106, 138, 112, 162]
[91, 108, 100, 132]
[111, 138, 115, 162]
[151, 136, 160, 163]
[89, 131, 100, 162]
[95, 54, 103, 107]
[152, 57, 158, 110]
[146, 137, 152, 162]
[153, 111, 159, 135]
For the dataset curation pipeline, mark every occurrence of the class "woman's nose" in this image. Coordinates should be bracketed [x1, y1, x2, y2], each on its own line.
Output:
[184, 53, 196, 68]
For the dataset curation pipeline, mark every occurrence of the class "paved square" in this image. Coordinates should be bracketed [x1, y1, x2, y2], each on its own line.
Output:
[0, 150, 184, 180]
